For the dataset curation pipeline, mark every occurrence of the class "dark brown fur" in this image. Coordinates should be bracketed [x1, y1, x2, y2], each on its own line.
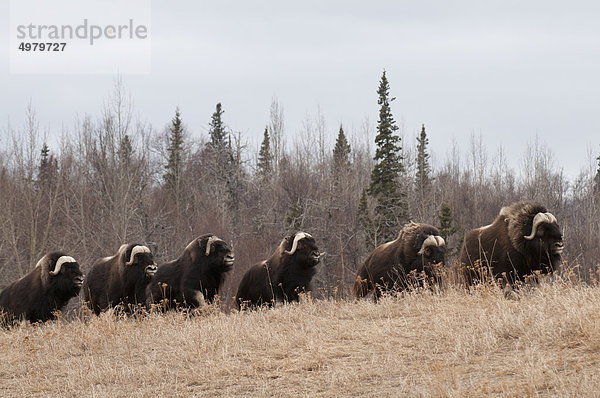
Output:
[459, 201, 564, 285]
[83, 243, 156, 315]
[352, 223, 446, 299]
[235, 232, 323, 309]
[0, 252, 83, 324]
[146, 234, 234, 310]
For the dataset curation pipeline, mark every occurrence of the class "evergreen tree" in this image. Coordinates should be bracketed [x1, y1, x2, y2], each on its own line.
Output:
[39, 142, 50, 179]
[38, 142, 57, 189]
[164, 108, 185, 194]
[205, 103, 244, 229]
[118, 134, 133, 169]
[257, 127, 273, 179]
[367, 70, 407, 243]
[415, 124, 432, 201]
[438, 202, 457, 252]
[332, 125, 351, 178]
[209, 103, 227, 151]
[207, 102, 234, 181]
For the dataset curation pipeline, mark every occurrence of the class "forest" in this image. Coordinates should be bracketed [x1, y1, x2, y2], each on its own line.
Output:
[1, 73, 599, 305]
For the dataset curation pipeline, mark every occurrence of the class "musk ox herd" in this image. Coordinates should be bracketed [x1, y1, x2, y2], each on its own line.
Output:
[0, 201, 566, 325]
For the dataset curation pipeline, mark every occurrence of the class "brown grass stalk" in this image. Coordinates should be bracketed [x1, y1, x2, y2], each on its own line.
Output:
[1, 281, 600, 397]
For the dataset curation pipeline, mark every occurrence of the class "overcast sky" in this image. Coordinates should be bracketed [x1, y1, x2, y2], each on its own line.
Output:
[1, 1, 599, 179]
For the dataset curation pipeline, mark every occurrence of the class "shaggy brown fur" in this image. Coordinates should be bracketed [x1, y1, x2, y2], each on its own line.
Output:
[147, 235, 234, 310]
[352, 222, 446, 299]
[0, 252, 83, 324]
[235, 232, 323, 309]
[83, 244, 157, 315]
[459, 201, 564, 286]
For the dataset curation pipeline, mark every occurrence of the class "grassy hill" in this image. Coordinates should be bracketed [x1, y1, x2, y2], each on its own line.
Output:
[1, 282, 600, 397]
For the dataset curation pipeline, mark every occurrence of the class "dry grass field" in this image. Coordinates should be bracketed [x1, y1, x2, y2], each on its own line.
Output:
[1, 281, 600, 397]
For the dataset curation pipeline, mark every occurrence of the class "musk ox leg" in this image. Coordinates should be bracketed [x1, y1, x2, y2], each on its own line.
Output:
[85, 295, 103, 316]
[503, 283, 520, 300]
[351, 276, 370, 299]
[373, 285, 383, 302]
[193, 290, 206, 307]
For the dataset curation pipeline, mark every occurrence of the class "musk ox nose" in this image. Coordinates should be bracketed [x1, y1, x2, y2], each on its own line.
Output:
[553, 242, 564, 255]
[224, 254, 235, 266]
[311, 251, 324, 262]
[145, 264, 158, 276]
[74, 276, 84, 287]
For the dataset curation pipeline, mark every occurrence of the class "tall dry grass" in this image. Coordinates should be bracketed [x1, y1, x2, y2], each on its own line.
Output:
[1, 281, 600, 397]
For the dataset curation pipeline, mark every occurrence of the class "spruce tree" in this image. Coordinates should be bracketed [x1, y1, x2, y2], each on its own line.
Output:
[118, 134, 133, 168]
[209, 103, 227, 151]
[438, 202, 457, 252]
[38, 143, 57, 189]
[257, 127, 273, 179]
[332, 125, 351, 178]
[367, 70, 407, 243]
[207, 102, 234, 180]
[164, 108, 185, 194]
[39, 142, 50, 179]
[415, 124, 432, 201]
[205, 103, 243, 228]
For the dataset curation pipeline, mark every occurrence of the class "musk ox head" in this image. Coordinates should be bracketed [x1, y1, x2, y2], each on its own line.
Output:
[280, 232, 324, 266]
[37, 252, 84, 293]
[119, 244, 157, 277]
[504, 202, 564, 270]
[186, 234, 235, 272]
[401, 222, 446, 268]
[417, 235, 446, 266]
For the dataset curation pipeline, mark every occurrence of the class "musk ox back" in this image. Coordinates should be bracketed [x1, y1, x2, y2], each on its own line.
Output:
[459, 201, 564, 286]
[147, 234, 234, 310]
[352, 222, 446, 299]
[0, 252, 83, 324]
[235, 232, 325, 309]
[83, 244, 157, 314]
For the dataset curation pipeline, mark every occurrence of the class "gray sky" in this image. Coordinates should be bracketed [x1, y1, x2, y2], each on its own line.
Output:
[1, 1, 599, 178]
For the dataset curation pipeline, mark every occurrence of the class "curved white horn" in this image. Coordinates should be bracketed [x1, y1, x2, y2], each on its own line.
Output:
[125, 245, 151, 266]
[524, 212, 554, 240]
[49, 256, 76, 276]
[418, 235, 442, 255]
[434, 236, 446, 247]
[545, 212, 557, 224]
[284, 232, 311, 255]
[205, 236, 222, 256]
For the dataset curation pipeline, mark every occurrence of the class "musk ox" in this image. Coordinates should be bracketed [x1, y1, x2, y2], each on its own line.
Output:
[459, 201, 564, 286]
[83, 244, 157, 314]
[235, 232, 325, 309]
[0, 252, 83, 324]
[147, 234, 234, 310]
[352, 222, 446, 299]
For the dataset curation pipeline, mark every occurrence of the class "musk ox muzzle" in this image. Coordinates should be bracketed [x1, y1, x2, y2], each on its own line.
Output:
[224, 253, 235, 267]
[145, 263, 158, 277]
[73, 275, 84, 287]
[310, 251, 325, 264]
[553, 241, 564, 255]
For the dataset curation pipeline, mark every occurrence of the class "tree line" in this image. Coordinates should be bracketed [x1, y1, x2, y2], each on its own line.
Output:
[1, 73, 599, 303]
